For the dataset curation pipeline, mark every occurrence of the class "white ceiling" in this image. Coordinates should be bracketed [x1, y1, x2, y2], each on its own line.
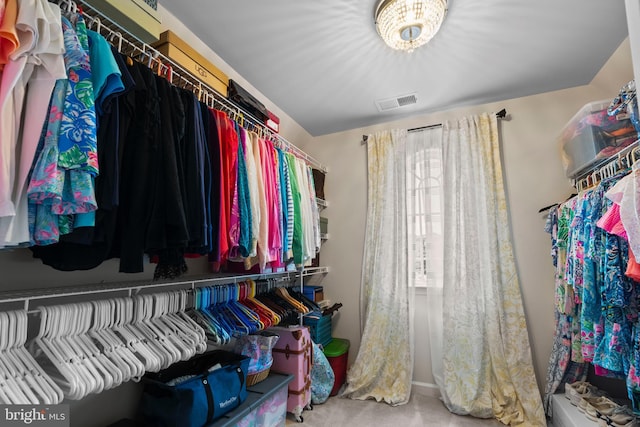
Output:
[161, 0, 628, 137]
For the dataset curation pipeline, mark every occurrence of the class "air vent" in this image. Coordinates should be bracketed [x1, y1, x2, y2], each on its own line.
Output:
[375, 93, 418, 112]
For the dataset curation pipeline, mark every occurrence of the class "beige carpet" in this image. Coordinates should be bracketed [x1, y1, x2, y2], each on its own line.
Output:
[285, 392, 506, 427]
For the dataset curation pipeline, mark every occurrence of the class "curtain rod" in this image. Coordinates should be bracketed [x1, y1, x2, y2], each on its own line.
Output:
[361, 108, 507, 144]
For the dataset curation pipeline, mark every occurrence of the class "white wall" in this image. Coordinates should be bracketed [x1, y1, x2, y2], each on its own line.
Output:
[625, 0, 640, 86]
[297, 38, 634, 393]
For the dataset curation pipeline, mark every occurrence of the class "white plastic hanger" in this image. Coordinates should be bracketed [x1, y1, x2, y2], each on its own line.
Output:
[0, 311, 32, 404]
[30, 306, 78, 399]
[13, 311, 65, 405]
[103, 298, 144, 380]
[3, 311, 50, 404]
[88, 300, 126, 387]
[150, 293, 194, 361]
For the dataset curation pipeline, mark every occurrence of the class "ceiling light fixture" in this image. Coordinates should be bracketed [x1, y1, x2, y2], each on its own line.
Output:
[374, 0, 447, 52]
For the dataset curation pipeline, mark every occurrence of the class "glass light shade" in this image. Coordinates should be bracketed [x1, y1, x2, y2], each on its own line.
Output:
[375, 0, 447, 52]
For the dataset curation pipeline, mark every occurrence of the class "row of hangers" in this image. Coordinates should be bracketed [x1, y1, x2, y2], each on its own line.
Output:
[0, 310, 63, 405]
[27, 290, 207, 400]
[574, 142, 640, 192]
[54, 0, 289, 146]
[190, 279, 312, 346]
[0, 275, 316, 402]
[53, 0, 325, 169]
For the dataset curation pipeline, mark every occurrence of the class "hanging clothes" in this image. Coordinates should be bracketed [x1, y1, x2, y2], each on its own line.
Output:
[243, 130, 260, 259]
[113, 60, 161, 273]
[146, 75, 190, 279]
[204, 106, 221, 261]
[543, 169, 640, 414]
[29, 50, 134, 271]
[2, 7, 320, 279]
[286, 152, 304, 266]
[252, 132, 269, 269]
[233, 125, 252, 258]
[0, 0, 19, 72]
[0, 0, 66, 247]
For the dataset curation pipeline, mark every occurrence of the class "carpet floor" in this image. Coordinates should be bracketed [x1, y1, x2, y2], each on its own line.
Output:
[285, 392, 508, 426]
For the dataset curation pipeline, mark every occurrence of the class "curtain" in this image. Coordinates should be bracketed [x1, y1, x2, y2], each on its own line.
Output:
[342, 129, 414, 406]
[439, 113, 546, 426]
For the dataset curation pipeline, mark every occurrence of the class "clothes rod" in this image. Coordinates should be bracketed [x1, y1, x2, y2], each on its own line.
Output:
[0, 270, 303, 312]
[73, 0, 328, 173]
[572, 139, 640, 192]
[360, 108, 507, 144]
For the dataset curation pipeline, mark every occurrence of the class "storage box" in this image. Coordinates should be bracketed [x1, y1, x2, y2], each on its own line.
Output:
[312, 169, 326, 200]
[323, 338, 349, 396]
[210, 372, 291, 427]
[84, 0, 161, 43]
[303, 313, 332, 347]
[303, 285, 324, 302]
[320, 217, 328, 235]
[223, 378, 288, 427]
[266, 110, 280, 133]
[152, 30, 229, 96]
[560, 100, 638, 178]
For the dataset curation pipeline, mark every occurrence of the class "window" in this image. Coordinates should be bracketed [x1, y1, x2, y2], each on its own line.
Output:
[407, 131, 443, 288]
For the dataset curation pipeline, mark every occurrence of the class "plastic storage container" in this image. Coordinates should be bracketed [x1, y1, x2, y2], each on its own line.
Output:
[323, 338, 349, 396]
[303, 313, 332, 347]
[560, 100, 637, 178]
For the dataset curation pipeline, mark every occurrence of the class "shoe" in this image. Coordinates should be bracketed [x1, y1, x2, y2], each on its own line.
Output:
[582, 396, 620, 421]
[566, 381, 600, 406]
[598, 406, 639, 427]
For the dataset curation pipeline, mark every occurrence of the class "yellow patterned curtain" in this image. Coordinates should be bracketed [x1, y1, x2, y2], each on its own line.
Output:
[342, 129, 414, 406]
[440, 113, 546, 426]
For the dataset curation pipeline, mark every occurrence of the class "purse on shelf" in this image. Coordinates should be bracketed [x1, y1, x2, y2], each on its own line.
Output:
[137, 350, 250, 427]
[227, 79, 269, 122]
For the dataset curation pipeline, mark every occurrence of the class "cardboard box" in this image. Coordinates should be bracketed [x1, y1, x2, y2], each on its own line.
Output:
[152, 30, 229, 97]
[266, 110, 280, 133]
[83, 0, 161, 43]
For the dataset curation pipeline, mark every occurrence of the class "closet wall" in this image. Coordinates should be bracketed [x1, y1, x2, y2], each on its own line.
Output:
[297, 38, 635, 393]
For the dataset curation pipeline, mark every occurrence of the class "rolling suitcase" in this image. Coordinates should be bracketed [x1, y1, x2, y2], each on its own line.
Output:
[269, 325, 313, 422]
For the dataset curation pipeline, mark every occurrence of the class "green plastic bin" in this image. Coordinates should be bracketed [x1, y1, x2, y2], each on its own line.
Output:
[323, 338, 349, 396]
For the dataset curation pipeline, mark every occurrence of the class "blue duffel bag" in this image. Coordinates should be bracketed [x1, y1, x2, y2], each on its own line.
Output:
[138, 350, 250, 427]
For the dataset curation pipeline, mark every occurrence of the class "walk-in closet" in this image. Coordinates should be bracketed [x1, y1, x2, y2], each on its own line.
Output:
[0, 1, 639, 426]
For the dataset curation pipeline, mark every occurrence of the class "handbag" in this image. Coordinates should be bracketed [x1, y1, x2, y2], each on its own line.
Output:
[137, 350, 250, 427]
[227, 79, 269, 122]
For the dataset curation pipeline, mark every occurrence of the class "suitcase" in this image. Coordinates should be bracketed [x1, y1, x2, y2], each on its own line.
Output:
[268, 325, 313, 422]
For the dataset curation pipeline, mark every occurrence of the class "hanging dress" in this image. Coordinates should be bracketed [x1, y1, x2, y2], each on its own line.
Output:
[0, 0, 65, 247]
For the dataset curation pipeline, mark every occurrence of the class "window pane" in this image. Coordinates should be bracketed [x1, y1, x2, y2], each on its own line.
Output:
[407, 131, 443, 288]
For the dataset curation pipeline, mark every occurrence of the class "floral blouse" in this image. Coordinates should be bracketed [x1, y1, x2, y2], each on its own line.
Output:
[27, 14, 98, 245]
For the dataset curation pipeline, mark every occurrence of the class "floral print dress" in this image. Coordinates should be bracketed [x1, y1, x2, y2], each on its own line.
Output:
[27, 14, 97, 244]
